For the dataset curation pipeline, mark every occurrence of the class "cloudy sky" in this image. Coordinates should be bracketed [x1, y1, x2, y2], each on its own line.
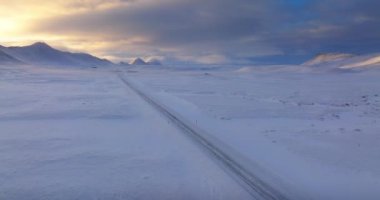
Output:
[0, 0, 379, 64]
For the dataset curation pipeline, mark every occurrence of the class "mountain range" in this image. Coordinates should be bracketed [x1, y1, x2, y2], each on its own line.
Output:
[0, 42, 113, 67]
[0, 42, 114, 67]
[130, 57, 162, 66]
[0, 42, 161, 67]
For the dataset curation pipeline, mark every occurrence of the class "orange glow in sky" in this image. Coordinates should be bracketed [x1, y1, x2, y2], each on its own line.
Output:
[0, 0, 135, 61]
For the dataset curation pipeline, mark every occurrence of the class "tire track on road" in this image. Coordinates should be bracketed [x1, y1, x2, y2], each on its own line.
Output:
[118, 73, 290, 200]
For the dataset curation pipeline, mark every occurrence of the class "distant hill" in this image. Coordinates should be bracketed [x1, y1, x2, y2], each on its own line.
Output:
[130, 57, 162, 65]
[341, 54, 380, 69]
[0, 42, 114, 67]
[303, 53, 355, 67]
[119, 61, 130, 66]
[303, 53, 380, 70]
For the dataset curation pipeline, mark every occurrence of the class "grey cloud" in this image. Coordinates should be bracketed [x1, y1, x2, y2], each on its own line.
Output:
[33, 0, 380, 64]
[267, 0, 380, 55]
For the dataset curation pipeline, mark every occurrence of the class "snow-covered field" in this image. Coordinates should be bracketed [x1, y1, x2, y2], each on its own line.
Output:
[1, 63, 380, 199]
[0, 65, 252, 200]
[126, 66, 380, 200]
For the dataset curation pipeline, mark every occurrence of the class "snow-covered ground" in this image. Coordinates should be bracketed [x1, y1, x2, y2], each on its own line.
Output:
[2, 63, 380, 199]
[126, 66, 380, 200]
[0, 65, 252, 200]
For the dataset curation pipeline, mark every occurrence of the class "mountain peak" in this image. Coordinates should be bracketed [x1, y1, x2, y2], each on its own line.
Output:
[30, 42, 52, 49]
[131, 57, 147, 65]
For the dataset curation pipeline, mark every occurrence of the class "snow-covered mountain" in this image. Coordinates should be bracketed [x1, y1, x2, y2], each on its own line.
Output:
[303, 53, 355, 67]
[130, 57, 162, 66]
[303, 53, 380, 70]
[131, 58, 147, 65]
[340, 54, 380, 69]
[0, 42, 114, 67]
[146, 58, 162, 65]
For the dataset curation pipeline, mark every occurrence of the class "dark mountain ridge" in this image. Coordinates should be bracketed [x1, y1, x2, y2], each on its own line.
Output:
[0, 42, 114, 67]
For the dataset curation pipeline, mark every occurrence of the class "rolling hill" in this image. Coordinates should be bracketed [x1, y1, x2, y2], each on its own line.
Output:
[303, 53, 380, 70]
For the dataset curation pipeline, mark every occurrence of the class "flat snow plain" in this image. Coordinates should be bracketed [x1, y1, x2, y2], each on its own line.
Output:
[126, 65, 380, 200]
[0, 65, 252, 200]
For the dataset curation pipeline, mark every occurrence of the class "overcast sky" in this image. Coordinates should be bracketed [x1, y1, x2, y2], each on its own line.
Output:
[0, 0, 379, 64]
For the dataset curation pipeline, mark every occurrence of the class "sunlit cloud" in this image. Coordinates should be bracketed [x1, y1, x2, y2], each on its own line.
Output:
[0, 0, 379, 64]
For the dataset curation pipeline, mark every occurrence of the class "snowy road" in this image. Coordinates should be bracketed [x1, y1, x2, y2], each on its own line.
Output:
[125, 66, 380, 200]
[0, 66, 252, 200]
[118, 73, 288, 200]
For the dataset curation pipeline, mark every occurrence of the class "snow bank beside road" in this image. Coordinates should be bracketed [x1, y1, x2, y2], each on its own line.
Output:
[128, 68, 380, 200]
